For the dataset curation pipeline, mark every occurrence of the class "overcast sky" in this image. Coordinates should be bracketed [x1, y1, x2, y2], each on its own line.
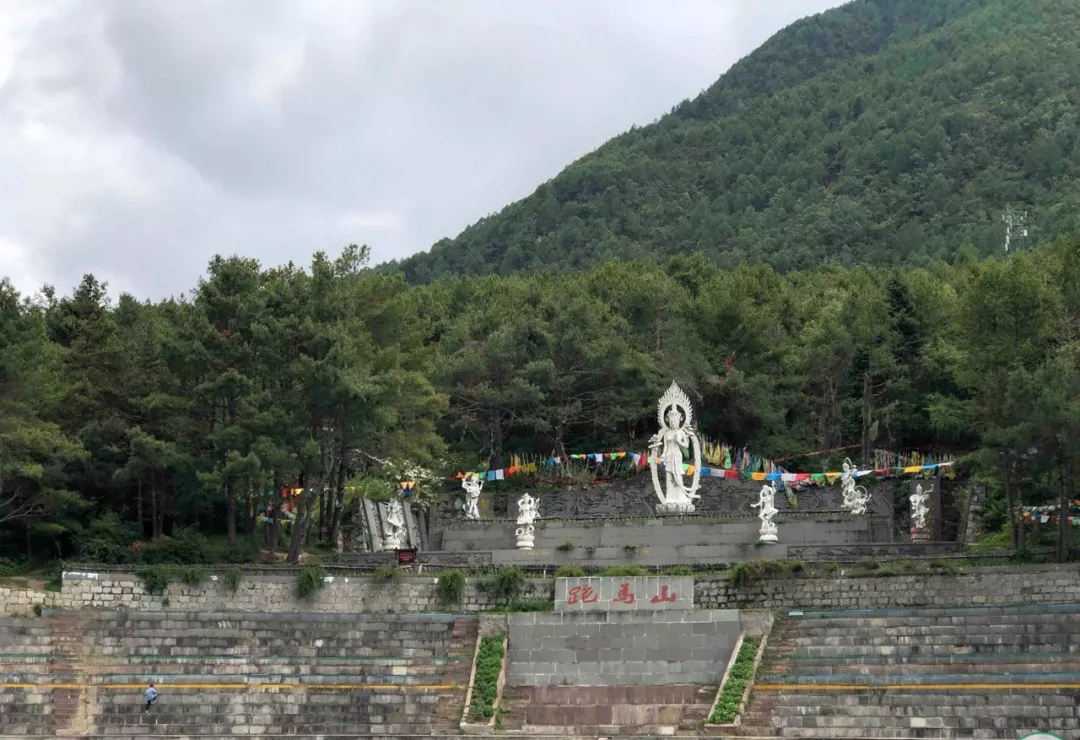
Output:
[0, 0, 845, 300]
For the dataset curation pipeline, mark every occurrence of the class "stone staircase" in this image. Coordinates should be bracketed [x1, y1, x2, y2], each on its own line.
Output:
[738, 604, 1080, 739]
[497, 684, 716, 736]
[0, 611, 477, 737]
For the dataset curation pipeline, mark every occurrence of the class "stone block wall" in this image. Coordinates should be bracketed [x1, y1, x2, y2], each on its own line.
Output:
[0, 586, 64, 615]
[506, 610, 740, 686]
[4, 564, 1080, 616]
[50, 572, 553, 614]
[695, 563, 1080, 610]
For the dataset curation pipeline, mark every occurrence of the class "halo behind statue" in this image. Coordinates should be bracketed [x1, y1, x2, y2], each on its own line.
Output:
[657, 381, 694, 430]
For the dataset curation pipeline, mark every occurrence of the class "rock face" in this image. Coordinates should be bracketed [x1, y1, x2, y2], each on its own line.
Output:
[740, 604, 1080, 739]
[0, 611, 476, 737]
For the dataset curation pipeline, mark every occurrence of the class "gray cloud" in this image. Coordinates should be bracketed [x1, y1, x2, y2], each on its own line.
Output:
[0, 0, 845, 299]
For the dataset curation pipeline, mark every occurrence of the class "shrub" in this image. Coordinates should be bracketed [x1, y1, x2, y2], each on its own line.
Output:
[663, 565, 694, 576]
[469, 636, 506, 721]
[503, 597, 554, 613]
[0, 558, 27, 578]
[136, 565, 173, 594]
[436, 570, 466, 606]
[554, 566, 585, 578]
[221, 540, 260, 564]
[139, 527, 210, 565]
[555, 541, 575, 551]
[75, 513, 137, 564]
[855, 557, 880, 571]
[296, 566, 327, 601]
[602, 565, 648, 577]
[728, 560, 801, 588]
[707, 637, 760, 724]
[223, 567, 243, 593]
[180, 566, 208, 587]
[489, 566, 525, 604]
[373, 564, 400, 582]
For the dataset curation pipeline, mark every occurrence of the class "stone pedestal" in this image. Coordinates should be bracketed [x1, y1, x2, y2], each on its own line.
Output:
[516, 525, 535, 550]
[759, 528, 778, 544]
[656, 502, 696, 515]
[910, 526, 931, 542]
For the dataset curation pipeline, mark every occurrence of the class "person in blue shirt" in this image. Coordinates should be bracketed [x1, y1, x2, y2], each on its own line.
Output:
[144, 682, 158, 714]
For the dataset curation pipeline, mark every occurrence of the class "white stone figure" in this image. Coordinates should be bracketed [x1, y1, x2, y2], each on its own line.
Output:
[383, 497, 406, 550]
[515, 493, 540, 550]
[751, 482, 779, 543]
[648, 381, 702, 515]
[461, 473, 483, 520]
[910, 483, 930, 536]
[840, 458, 871, 516]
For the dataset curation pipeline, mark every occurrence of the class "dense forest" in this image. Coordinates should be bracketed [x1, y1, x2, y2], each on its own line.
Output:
[390, 0, 1080, 281]
[2, 240, 1080, 568]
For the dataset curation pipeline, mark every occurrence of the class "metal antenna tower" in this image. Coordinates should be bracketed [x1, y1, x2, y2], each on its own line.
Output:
[1002, 207, 1028, 253]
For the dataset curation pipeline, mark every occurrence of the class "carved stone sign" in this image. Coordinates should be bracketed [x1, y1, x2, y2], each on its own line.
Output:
[555, 576, 694, 612]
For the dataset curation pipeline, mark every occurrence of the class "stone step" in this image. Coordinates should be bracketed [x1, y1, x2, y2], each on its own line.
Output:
[783, 603, 1080, 620]
[774, 663, 1080, 677]
[25, 654, 470, 665]
[758, 670, 1080, 686]
[771, 705, 1080, 720]
[776, 729, 1073, 740]
[790, 625, 1080, 639]
[788, 637, 1080, 650]
[766, 690, 1080, 706]
[2, 736, 584, 740]
[791, 645, 1080, 658]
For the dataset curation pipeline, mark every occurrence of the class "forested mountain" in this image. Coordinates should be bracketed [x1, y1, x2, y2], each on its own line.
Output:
[3, 240, 1080, 566]
[391, 0, 1080, 282]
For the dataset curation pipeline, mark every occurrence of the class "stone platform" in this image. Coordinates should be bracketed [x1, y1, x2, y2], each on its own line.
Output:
[440, 513, 871, 566]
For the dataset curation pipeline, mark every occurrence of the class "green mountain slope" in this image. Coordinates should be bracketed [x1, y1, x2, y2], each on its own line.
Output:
[393, 0, 1080, 282]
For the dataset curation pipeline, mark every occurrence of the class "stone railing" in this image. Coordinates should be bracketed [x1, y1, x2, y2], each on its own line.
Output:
[3, 563, 1080, 616]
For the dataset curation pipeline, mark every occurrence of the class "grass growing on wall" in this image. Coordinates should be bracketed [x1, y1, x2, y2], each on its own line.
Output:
[223, 567, 242, 593]
[469, 636, 506, 721]
[436, 570, 466, 605]
[180, 566, 207, 587]
[707, 637, 760, 724]
[729, 560, 804, 587]
[136, 565, 172, 594]
[296, 566, 327, 601]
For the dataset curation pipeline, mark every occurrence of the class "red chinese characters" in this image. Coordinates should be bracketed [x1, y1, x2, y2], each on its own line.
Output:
[613, 583, 636, 604]
[650, 585, 677, 603]
[566, 585, 599, 605]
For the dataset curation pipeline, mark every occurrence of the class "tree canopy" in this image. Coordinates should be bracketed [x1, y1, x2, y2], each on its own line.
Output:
[389, 0, 1080, 282]
[4, 238, 1080, 564]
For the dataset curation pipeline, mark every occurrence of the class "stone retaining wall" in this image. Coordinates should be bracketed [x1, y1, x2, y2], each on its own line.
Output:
[697, 563, 1080, 610]
[0, 586, 64, 615]
[47, 572, 554, 614]
[3, 564, 1079, 616]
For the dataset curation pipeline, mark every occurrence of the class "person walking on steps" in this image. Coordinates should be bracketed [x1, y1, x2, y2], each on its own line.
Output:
[144, 682, 158, 714]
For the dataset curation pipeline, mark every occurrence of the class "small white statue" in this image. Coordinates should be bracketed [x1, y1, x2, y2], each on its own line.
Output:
[840, 458, 871, 516]
[461, 473, 483, 520]
[648, 382, 702, 514]
[383, 498, 406, 550]
[751, 482, 779, 543]
[910, 483, 930, 535]
[515, 493, 540, 550]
